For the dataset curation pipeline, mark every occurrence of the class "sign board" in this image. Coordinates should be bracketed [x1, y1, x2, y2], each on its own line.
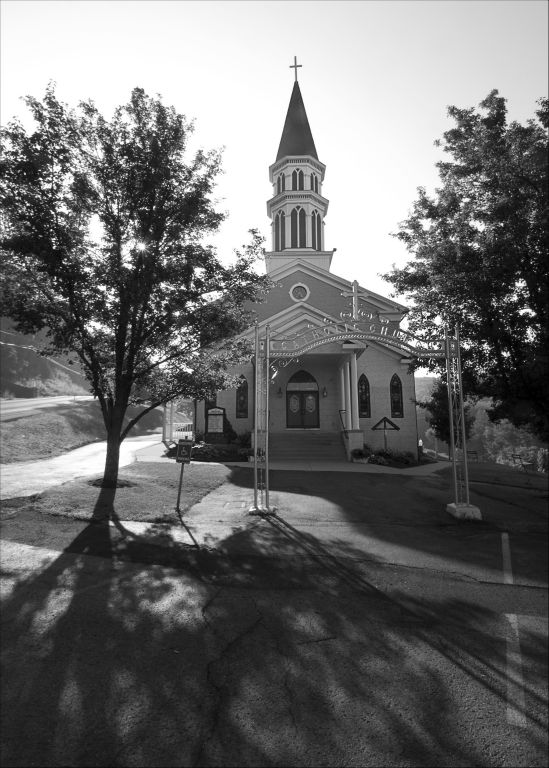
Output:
[207, 407, 224, 433]
[176, 440, 193, 464]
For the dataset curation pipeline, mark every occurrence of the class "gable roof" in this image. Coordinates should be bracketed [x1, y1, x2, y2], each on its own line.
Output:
[276, 81, 318, 161]
[267, 259, 408, 314]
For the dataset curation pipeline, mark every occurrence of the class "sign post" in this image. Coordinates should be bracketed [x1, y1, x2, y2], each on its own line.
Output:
[371, 416, 400, 451]
[175, 439, 193, 515]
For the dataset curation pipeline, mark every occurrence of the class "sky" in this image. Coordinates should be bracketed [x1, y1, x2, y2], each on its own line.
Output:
[1, 0, 547, 302]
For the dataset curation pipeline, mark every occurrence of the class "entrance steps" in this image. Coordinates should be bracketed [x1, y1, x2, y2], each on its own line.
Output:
[268, 431, 347, 462]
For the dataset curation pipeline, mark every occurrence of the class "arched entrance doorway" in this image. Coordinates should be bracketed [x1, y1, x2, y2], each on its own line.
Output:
[286, 370, 319, 428]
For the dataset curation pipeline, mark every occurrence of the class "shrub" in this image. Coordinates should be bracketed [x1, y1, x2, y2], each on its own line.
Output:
[368, 454, 389, 466]
[351, 448, 365, 459]
[536, 447, 548, 473]
[236, 430, 252, 448]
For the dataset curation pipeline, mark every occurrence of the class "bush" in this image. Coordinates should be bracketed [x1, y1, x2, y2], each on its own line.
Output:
[367, 448, 417, 467]
[351, 448, 365, 459]
[368, 454, 389, 466]
[536, 447, 548, 473]
[236, 430, 251, 448]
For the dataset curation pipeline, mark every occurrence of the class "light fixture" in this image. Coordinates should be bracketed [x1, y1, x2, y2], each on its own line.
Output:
[322, 387, 328, 397]
[277, 387, 282, 397]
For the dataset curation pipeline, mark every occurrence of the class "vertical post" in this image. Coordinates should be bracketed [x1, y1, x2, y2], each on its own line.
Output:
[455, 324, 470, 505]
[169, 401, 175, 442]
[350, 353, 360, 430]
[176, 462, 185, 513]
[162, 403, 167, 442]
[445, 326, 459, 506]
[352, 280, 359, 320]
[343, 362, 351, 430]
[265, 324, 270, 510]
[253, 323, 259, 510]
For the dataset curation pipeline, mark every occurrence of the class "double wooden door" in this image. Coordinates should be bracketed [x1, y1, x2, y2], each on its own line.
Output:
[286, 391, 319, 428]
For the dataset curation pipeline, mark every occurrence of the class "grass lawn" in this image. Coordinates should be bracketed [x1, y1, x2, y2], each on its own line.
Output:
[0, 400, 162, 463]
[10, 462, 232, 524]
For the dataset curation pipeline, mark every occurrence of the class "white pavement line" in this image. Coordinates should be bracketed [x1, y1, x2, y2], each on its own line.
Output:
[505, 613, 527, 728]
[501, 532, 513, 585]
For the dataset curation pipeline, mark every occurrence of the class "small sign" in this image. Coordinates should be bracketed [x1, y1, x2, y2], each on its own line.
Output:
[371, 417, 400, 431]
[176, 440, 193, 464]
[207, 407, 224, 433]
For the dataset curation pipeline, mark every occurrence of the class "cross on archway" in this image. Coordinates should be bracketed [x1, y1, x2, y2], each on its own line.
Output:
[290, 56, 302, 82]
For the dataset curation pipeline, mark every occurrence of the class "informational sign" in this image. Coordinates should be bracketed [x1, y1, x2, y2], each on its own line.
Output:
[176, 440, 193, 464]
[207, 407, 224, 433]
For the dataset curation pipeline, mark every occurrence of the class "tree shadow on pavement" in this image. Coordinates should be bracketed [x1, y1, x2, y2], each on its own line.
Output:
[1, 488, 547, 767]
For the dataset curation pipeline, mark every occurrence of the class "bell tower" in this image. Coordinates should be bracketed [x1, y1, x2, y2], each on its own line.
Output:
[265, 58, 333, 274]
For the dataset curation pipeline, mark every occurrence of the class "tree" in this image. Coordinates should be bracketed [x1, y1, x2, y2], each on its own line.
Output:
[0, 85, 270, 494]
[384, 91, 548, 441]
[417, 379, 474, 455]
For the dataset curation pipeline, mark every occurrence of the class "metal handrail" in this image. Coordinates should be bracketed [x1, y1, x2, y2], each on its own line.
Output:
[339, 409, 348, 436]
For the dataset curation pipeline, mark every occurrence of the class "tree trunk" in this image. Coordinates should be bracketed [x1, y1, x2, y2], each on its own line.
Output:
[102, 428, 121, 490]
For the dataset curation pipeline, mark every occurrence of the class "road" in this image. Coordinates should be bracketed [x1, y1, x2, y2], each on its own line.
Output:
[0, 395, 94, 421]
[0, 460, 547, 766]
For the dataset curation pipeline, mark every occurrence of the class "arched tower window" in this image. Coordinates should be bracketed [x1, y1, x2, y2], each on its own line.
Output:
[311, 210, 322, 250]
[390, 374, 403, 418]
[311, 173, 319, 193]
[292, 169, 304, 190]
[276, 174, 285, 194]
[358, 375, 371, 418]
[290, 207, 306, 248]
[236, 376, 248, 419]
[275, 211, 285, 251]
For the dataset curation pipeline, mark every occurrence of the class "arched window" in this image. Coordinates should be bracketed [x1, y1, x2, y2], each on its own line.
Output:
[311, 173, 319, 193]
[311, 210, 322, 250]
[287, 370, 318, 388]
[390, 374, 403, 418]
[358, 374, 371, 418]
[276, 174, 285, 194]
[290, 207, 306, 248]
[236, 376, 248, 419]
[299, 208, 306, 247]
[292, 169, 304, 190]
[275, 211, 285, 251]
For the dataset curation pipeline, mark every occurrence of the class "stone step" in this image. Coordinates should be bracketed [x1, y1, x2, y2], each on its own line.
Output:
[268, 432, 346, 461]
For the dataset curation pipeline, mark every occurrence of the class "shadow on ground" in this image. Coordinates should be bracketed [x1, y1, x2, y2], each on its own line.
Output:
[1, 484, 547, 767]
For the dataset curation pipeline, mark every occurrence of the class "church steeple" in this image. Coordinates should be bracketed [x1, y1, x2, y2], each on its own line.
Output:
[276, 81, 318, 161]
[265, 60, 333, 274]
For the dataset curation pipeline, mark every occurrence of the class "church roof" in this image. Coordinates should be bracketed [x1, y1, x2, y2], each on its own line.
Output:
[276, 81, 318, 161]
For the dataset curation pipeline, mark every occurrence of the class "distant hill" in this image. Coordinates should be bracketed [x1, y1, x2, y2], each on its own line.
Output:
[414, 376, 438, 402]
[1, 317, 89, 397]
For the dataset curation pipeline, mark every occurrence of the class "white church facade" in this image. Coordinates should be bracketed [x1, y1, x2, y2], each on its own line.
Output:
[196, 72, 419, 460]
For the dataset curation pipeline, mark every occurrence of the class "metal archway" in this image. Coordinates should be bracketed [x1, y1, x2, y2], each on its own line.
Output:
[250, 317, 474, 517]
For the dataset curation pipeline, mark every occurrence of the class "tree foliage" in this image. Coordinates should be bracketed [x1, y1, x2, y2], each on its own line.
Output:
[417, 379, 474, 450]
[0, 85, 270, 490]
[384, 91, 548, 440]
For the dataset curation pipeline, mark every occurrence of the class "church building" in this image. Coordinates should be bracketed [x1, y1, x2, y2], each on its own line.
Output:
[196, 68, 419, 461]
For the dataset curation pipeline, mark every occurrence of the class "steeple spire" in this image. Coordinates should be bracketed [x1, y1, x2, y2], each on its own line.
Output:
[276, 78, 318, 161]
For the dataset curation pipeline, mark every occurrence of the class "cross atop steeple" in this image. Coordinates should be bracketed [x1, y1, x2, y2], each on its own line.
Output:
[289, 56, 302, 82]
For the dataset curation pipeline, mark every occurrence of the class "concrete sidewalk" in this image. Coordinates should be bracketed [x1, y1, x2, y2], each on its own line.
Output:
[133, 439, 449, 475]
[0, 434, 162, 499]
